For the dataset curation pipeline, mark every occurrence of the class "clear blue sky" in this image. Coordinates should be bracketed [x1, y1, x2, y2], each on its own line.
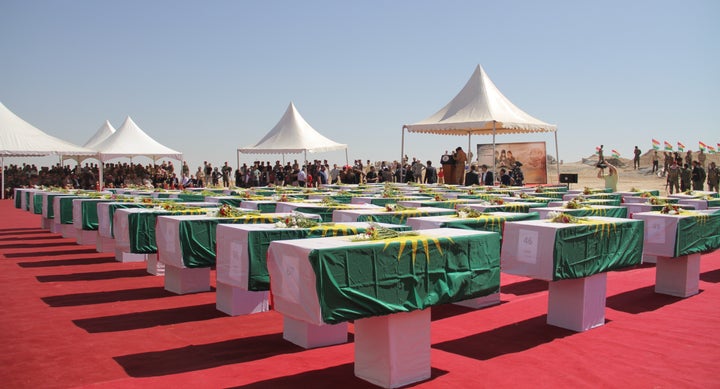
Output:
[2, 0, 718, 171]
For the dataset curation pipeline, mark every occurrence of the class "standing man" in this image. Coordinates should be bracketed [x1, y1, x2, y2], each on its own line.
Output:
[651, 151, 659, 174]
[424, 161, 438, 184]
[666, 160, 680, 194]
[691, 161, 706, 190]
[221, 162, 232, 187]
[633, 146, 641, 169]
[480, 165, 494, 186]
[680, 163, 692, 192]
[454, 147, 467, 185]
[707, 162, 719, 192]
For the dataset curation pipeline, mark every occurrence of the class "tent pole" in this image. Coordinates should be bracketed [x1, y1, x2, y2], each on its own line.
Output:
[467, 133, 472, 163]
[492, 122, 497, 184]
[554, 130, 560, 184]
[236, 149, 240, 172]
[1, 156, 5, 200]
[400, 127, 405, 182]
[99, 161, 104, 192]
[345, 148, 349, 167]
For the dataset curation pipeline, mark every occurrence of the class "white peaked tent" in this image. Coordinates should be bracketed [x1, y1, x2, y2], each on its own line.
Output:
[93, 116, 182, 188]
[0, 101, 94, 198]
[63, 120, 118, 165]
[402, 65, 559, 181]
[83, 120, 116, 149]
[237, 102, 348, 166]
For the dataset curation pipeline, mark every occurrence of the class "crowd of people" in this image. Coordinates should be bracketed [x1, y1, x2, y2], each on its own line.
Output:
[660, 150, 719, 194]
[3, 150, 530, 198]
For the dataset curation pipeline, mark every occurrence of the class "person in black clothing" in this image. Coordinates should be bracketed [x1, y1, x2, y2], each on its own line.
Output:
[465, 165, 480, 186]
[499, 168, 512, 186]
[424, 161, 438, 184]
[480, 165, 494, 186]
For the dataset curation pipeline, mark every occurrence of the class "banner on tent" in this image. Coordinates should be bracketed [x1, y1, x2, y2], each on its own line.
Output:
[476, 141, 548, 184]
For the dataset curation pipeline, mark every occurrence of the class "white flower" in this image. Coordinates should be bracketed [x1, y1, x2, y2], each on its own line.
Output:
[547, 211, 561, 220]
[457, 211, 468, 219]
[274, 221, 288, 228]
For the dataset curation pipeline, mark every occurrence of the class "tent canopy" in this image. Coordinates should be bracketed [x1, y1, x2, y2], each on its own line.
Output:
[83, 120, 116, 149]
[0, 101, 95, 157]
[93, 116, 182, 162]
[238, 102, 347, 155]
[403, 65, 557, 135]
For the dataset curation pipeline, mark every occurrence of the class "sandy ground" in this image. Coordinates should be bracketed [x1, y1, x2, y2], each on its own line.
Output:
[555, 153, 720, 193]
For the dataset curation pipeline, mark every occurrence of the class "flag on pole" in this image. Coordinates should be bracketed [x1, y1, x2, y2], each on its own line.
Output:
[611, 149, 620, 158]
[664, 141, 673, 151]
[595, 146, 601, 155]
[677, 141, 685, 152]
[708, 145, 716, 154]
[699, 141, 707, 152]
[651, 139, 661, 150]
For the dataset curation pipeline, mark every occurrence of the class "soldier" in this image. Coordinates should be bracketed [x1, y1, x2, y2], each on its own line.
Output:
[666, 160, 680, 194]
[707, 162, 719, 192]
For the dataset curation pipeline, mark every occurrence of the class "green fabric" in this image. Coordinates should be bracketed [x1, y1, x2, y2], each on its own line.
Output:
[551, 220, 643, 280]
[556, 206, 627, 218]
[456, 193, 500, 201]
[44, 194, 72, 218]
[499, 202, 546, 213]
[443, 212, 540, 235]
[24, 191, 31, 210]
[674, 211, 720, 256]
[80, 200, 112, 230]
[33, 194, 43, 214]
[366, 196, 431, 206]
[217, 197, 243, 206]
[507, 197, 553, 205]
[154, 193, 172, 199]
[107, 203, 151, 237]
[291, 206, 352, 222]
[356, 209, 456, 225]
[411, 200, 477, 209]
[256, 202, 277, 213]
[707, 199, 720, 207]
[176, 194, 206, 202]
[308, 232, 501, 324]
[244, 224, 411, 291]
[328, 195, 353, 204]
[581, 199, 621, 206]
[177, 215, 290, 268]
[584, 193, 622, 201]
[127, 209, 207, 254]
[534, 192, 565, 199]
[57, 196, 82, 224]
[15, 192, 22, 208]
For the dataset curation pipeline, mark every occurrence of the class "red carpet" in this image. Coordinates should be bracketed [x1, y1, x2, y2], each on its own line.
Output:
[1, 199, 718, 388]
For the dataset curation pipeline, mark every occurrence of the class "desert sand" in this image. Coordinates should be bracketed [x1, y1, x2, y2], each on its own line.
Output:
[554, 153, 720, 193]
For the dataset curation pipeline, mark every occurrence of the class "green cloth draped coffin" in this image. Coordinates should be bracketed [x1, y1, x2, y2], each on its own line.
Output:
[268, 229, 501, 325]
[502, 218, 644, 281]
[127, 210, 207, 253]
[172, 215, 293, 267]
[633, 210, 720, 257]
[223, 223, 412, 291]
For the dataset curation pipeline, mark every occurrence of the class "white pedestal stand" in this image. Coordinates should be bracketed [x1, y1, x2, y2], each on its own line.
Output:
[655, 254, 701, 297]
[354, 309, 432, 388]
[215, 282, 270, 316]
[547, 272, 607, 332]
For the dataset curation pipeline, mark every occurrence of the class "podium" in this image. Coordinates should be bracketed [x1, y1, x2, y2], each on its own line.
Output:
[440, 154, 457, 184]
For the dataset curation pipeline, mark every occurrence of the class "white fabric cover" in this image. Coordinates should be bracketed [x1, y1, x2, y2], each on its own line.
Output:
[94, 116, 182, 161]
[83, 120, 116, 149]
[239, 102, 347, 154]
[404, 65, 557, 135]
[0, 101, 95, 156]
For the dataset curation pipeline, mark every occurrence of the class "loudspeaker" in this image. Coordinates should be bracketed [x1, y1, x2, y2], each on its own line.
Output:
[559, 173, 578, 184]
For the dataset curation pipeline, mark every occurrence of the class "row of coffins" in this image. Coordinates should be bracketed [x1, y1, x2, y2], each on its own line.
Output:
[13, 183, 720, 388]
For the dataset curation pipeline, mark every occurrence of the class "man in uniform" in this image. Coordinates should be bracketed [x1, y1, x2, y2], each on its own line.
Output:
[666, 160, 680, 194]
